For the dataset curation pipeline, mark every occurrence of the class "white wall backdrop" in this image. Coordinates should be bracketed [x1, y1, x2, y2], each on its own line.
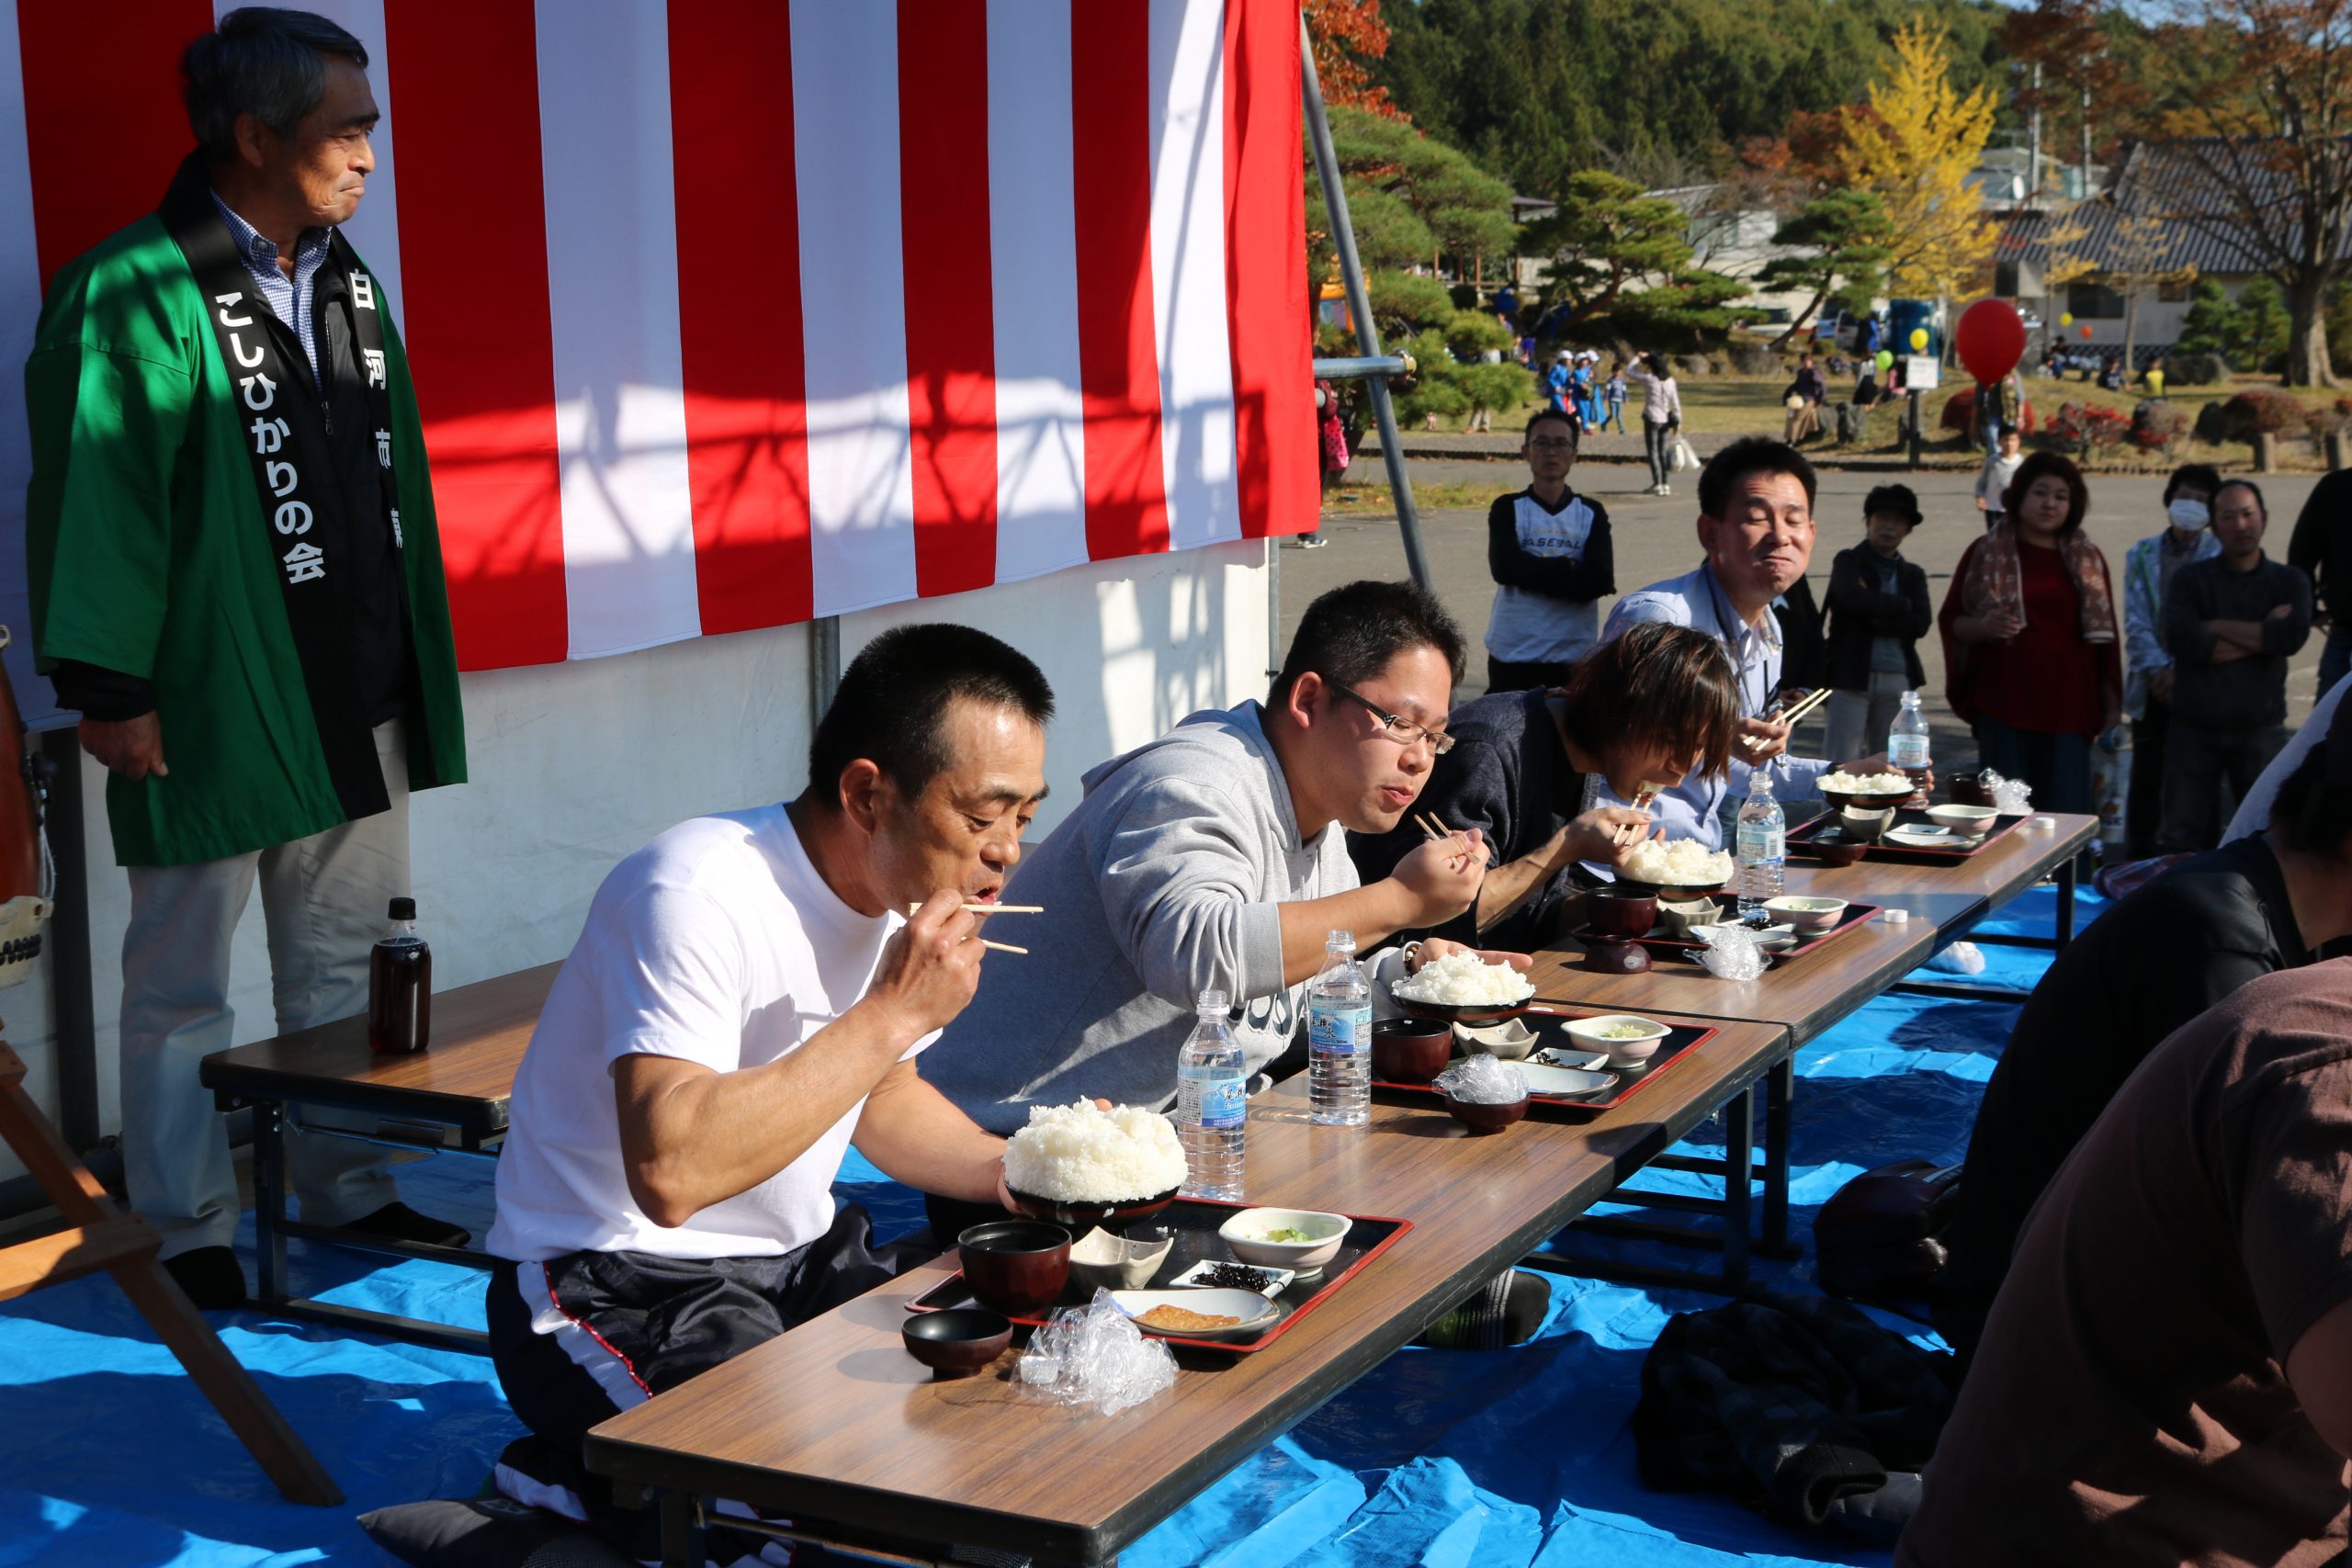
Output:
[1, 540, 1272, 1183]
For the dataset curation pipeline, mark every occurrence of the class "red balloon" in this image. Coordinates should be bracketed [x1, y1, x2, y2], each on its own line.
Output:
[2079, 324, 2093, 340]
[1955, 299, 2028, 384]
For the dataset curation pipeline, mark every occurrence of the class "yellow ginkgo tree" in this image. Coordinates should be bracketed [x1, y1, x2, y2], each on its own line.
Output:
[1836, 20, 2000, 303]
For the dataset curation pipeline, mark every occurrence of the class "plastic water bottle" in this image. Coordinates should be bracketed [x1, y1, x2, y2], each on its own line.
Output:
[1176, 988, 1247, 1201]
[1306, 931, 1372, 1127]
[1888, 690, 1932, 796]
[1736, 773, 1786, 919]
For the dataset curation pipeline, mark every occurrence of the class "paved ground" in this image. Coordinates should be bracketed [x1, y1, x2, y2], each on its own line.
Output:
[1277, 454, 2330, 777]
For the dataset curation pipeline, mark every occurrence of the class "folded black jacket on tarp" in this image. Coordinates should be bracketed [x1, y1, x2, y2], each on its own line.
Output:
[1632, 1290, 1955, 1540]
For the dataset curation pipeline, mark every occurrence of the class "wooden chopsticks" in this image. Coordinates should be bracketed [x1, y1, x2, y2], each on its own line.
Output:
[906, 902, 1036, 954]
[1611, 785, 1660, 848]
[1742, 686, 1832, 750]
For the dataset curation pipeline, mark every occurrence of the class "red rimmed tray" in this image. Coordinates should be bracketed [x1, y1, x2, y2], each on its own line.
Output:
[1582, 896, 1882, 962]
[904, 1198, 1410, 1355]
[1788, 807, 2032, 862]
[1374, 1006, 1719, 1116]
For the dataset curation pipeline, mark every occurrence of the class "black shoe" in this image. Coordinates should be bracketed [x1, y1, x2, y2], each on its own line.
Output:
[344, 1201, 471, 1249]
[163, 1246, 249, 1310]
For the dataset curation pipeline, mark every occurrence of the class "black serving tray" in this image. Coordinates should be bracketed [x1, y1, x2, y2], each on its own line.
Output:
[1788, 807, 2032, 863]
[907, 1196, 1410, 1354]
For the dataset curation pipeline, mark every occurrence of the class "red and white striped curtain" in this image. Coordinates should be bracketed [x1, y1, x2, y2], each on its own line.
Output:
[0, 0, 1316, 673]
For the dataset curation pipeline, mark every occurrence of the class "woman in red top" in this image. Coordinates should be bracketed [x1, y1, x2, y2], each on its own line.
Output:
[1938, 451, 2122, 818]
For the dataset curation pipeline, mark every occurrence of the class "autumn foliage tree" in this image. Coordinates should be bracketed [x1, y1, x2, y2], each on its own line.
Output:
[1835, 20, 2000, 301]
[2131, 0, 2352, 386]
[1306, 0, 1405, 120]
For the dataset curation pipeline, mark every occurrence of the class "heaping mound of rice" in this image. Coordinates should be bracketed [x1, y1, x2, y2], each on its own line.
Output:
[1003, 1101, 1188, 1201]
[1392, 950, 1534, 1006]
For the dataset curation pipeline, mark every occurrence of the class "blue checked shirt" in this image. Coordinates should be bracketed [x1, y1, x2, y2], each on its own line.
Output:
[210, 192, 332, 389]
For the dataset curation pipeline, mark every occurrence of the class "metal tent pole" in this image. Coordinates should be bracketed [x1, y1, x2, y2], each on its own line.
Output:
[1299, 11, 1431, 592]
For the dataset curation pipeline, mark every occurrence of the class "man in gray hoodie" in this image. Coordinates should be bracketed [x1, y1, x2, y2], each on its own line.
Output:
[922, 581, 1490, 1133]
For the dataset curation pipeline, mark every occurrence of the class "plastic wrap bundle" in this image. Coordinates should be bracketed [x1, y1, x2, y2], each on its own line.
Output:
[1923, 941, 1986, 976]
[1014, 1290, 1176, 1416]
[1432, 1054, 1528, 1103]
[1979, 770, 2034, 814]
[1694, 922, 1768, 981]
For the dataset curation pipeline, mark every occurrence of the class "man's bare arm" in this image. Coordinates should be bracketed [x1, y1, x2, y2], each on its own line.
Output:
[853, 1058, 1007, 1206]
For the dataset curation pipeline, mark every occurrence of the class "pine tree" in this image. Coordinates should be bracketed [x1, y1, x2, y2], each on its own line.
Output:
[1834, 20, 1999, 300]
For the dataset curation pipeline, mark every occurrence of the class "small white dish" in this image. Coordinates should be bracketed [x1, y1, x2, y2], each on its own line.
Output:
[1530, 1044, 1610, 1071]
[1515, 1061, 1615, 1097]
[1563, 1013, 1673, 1066]
[1218, 1208, 1351, 1274]
[1925, 804, 2001, 834]
[1068, 1225, 1175, 1292]
[1110, 1288, 1282, 1339]
[1453, 1017, 1538, 1060]
[1762, 895, 1846, 933]
[1167, 1258, 1295, 1296]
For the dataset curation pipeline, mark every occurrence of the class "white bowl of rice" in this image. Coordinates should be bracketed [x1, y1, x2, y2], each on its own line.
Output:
[1618, 837, 1735, 892]
[1001, 1101, 1188, 1227]
[1391, 951, 1535, 1021]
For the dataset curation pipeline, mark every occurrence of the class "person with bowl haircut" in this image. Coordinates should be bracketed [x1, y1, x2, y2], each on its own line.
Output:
[1935, 693, 2352, 1366]
[1589, 437, 1911, 850]
[1347, 622, 1739, 952]
[480, 625, 1053, 1557]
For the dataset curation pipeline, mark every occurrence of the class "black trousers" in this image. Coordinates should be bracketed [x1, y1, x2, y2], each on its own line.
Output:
[1485, 655, 1574, 694]
[486, 1205, 916, 1555]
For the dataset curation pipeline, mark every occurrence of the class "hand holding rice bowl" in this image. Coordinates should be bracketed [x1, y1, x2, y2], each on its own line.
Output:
[1392, 951, 1534, 1007]
[1002, 1101, 1187, 1203]
[1620, 838, 1735, 889]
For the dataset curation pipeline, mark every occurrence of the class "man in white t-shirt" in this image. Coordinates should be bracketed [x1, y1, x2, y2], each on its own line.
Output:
[481, 623, 1054, 1552]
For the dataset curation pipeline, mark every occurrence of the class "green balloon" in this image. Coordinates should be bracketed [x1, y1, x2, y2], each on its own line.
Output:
[1875, 350, 1895, 372]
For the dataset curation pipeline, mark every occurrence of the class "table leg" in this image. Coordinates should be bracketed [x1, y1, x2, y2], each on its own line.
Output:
[2054, 851, 2078, 949]
[1758, 1054, 1798, 1261]
[659, 1490, 704, 1568]
[251, 1101, 288, 1309]
[1720, 1086, 1753, 1290]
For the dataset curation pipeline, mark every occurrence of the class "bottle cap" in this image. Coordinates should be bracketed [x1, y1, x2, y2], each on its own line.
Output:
[1327, 930, 1354, 950]
[388, 897, 416, 920]
[1883, 908, 1909, 924]
[1197, 988, 1229, 1013]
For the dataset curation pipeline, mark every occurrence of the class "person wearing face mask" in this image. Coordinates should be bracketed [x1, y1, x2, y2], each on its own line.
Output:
[1588, 438, 1911, 850]
[1348, 623, 1740, 952]
[1939, 452, 2122, 824]
[2157, 479, 2313, 853]
[2120, 464, 2224, 859]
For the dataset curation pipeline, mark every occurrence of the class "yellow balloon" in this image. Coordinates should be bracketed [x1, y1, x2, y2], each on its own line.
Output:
[2059, 311, 2075, 327]
[1908, 328, 1929, 352]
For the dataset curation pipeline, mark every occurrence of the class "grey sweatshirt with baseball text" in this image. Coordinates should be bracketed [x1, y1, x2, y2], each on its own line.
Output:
[919, 701, 1359, 1134]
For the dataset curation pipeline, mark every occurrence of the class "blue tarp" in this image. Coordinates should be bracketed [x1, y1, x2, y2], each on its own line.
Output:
[0, 885, 2098, 1567]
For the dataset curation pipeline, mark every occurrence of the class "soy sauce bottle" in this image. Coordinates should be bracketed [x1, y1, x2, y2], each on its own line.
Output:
[368, 897, 432, 1055]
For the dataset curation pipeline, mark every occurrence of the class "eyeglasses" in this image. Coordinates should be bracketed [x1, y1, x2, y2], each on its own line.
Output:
[1528, 438, 1577, 453]
[1332, 684, 1455, 755]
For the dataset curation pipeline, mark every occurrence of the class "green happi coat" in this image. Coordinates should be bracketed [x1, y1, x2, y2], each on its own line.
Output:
[25, 206, 468, 869]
